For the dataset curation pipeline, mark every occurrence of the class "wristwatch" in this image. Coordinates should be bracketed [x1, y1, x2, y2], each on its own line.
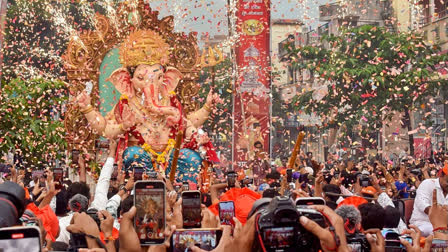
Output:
[119, 185, 128, 194]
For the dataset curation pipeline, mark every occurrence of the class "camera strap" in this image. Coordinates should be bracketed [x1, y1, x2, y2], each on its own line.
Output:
[83, 233, 107, 251]
[254, 213, 268, 252]
[320, 210, 341, 252]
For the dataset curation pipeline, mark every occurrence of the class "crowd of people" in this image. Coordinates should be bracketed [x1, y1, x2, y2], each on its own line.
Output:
[0, 140, 447, 252]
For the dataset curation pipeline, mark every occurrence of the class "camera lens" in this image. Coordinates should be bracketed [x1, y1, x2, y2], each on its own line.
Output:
[0, 181, 26, 228]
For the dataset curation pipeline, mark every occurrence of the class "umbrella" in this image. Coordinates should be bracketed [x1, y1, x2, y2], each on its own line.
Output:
[337, 196, 368, 209]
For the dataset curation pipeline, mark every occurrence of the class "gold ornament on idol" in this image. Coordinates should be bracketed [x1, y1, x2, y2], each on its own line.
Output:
[119, 30, 171, 68]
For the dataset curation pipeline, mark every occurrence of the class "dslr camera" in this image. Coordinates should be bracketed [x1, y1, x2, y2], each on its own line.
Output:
[346, 233, 370, 252]
[384, 230, 412, 252]
[255, 196, 326, 252]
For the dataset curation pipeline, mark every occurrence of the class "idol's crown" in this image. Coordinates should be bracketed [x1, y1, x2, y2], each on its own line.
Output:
[119, 29, 170, 67]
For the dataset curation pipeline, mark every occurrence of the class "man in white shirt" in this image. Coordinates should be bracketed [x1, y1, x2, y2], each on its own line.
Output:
[409, 165, 448, 236]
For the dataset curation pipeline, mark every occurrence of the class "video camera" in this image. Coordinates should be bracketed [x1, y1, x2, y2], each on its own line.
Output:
[254, 196, 326, 252]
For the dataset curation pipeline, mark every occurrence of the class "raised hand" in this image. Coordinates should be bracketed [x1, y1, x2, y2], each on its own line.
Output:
[400, 225, 422, 252]
[119, 206, 141, 252]
[429, 189, 448, 231]
[364, 229, 385, 252]
[299, 205, 350, 252]
[98, 210, 114, 238]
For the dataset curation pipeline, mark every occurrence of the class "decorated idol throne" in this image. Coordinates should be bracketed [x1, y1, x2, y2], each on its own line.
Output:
[64, 0, 219, 183]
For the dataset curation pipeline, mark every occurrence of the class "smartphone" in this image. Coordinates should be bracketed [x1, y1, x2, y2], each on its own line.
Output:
[111, 164, 119, 180]
[182, 182, 190, 191]
[72, 149, 80, 164]
[0, 226, 41, 252]
[298, 173, 309, 188]
[296, 197, 326, 206]
[53, 168, 63, 190]
[286, 169, 292, 183]
[134, 181, 166, 245]
[218, 201, 235, 226]
[227, 172, 237, 188]
[169, 228, 222, 252]
[182, 191, 202, 228]
[133, 165, 144, 181]
[147, 171, 158, 179]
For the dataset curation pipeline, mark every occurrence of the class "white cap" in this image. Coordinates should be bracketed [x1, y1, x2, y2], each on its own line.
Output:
[304, 166, 314, 176]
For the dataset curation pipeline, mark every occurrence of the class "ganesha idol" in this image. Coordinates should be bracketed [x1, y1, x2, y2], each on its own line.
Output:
[75, 29, 219, 182]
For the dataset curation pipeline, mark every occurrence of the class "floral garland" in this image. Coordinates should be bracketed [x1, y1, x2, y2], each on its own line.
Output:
[142, 138, 176, 165]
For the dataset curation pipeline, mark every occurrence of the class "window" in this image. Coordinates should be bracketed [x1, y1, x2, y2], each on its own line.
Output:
[434, 26, 440, 40]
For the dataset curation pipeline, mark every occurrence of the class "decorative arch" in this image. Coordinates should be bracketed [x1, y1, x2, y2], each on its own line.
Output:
[63, 0, 201, 151]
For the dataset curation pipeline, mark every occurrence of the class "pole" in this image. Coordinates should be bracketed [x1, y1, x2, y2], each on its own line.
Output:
[0, 0, 8, 84]
[227, 0, 237, 170]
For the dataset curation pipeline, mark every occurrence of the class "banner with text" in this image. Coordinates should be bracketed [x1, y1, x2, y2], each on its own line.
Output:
[233, 0, 271, 169]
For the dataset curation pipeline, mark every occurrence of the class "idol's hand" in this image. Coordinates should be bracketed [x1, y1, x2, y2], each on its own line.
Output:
[121, 104, 136, 131]
[74, 91, 91, 109]
[206, 89, 222, 109]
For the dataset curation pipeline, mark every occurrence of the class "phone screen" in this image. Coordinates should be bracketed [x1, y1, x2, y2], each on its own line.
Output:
[72, 149, 80, 164]
[299, 173, 309, 187]
[170, 229, 222, 252]
[296, 197, 326, 206]
[134, 181, 166, 245]
[182, 182, 190, 191]
[219, 201, 235, 226]
[133, 167, 144, 181]
[111, 164, 119, 180]
[286, 169, 292, 183]
[53, 168, 63, 190]
[0, 226, 41, 252]
[182, 191, 201, 228]
[227, 173, 236, 188]
[262, 227, 295, 249]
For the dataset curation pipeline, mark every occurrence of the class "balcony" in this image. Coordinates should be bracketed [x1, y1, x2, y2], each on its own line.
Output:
[421, 9, 447, 26]
[319, 3, 339, 22]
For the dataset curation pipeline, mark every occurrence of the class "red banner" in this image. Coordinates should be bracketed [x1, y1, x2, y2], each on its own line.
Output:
[233, 0, 271, 170]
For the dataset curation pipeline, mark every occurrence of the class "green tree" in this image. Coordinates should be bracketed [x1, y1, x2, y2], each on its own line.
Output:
[288, 25, 448, 155]
[2, 0, 117, 81]
[0, 78, 67, 166]
[197, 58, 233, 157]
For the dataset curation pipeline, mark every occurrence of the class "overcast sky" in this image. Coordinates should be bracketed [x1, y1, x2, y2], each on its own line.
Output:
[148, 0, 330, 37]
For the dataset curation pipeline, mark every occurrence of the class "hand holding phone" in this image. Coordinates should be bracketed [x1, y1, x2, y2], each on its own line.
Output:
[53, 168, 63, 190]
[170, 228, 222, 252]
[132, 165, 144, 181]
[219, 201, 235, 227]
[134, 180, 166, 245]
[227, 172, 237, 188]
[182, 191, 202, 228]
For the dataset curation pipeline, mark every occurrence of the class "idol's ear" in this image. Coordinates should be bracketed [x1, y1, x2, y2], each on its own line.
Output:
[162, 67, 183, 95]
[106, 68, 135, 98]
